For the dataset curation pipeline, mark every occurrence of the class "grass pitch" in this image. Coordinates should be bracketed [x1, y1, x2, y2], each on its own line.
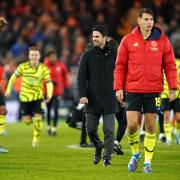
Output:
[0, 121, 180, 180]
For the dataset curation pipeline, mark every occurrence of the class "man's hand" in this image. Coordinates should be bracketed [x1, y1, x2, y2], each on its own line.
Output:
[116, 89, 124, 104]
[80, 97, 88, 104]
[0, 17, 8, 28]
[45, 96, 52, 103]
[169, 89, 176, 102]
[5, 91, 11, 98]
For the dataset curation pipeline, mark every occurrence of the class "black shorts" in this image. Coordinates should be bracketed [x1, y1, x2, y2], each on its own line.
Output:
[0, 91, 6, 106]
[126, 92, 160, 113]
[161, 98, 180, 112]
[20, 99, 43, 116]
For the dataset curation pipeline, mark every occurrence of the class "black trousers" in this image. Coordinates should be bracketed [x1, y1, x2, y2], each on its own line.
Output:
[85, 113, 115, 159]
[46, 96, 59, 127]
[115, 107, 127, 143]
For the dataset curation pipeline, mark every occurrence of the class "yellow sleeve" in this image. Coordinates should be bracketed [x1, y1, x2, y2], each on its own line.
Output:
[46, 81, 53, 99]
[14, 64, 23, 76]
[6, 73, 18, 94]
[43, 65, 53, 98]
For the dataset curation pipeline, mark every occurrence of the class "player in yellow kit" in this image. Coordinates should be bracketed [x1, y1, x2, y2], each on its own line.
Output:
[161, 59, 180, 144]
[5, 46, 53, 147]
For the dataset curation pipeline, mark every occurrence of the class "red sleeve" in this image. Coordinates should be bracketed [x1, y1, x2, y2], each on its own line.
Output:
[114, 37, 128, 90]
[61, 63, 69, 88]
[163, 36, 178, 90]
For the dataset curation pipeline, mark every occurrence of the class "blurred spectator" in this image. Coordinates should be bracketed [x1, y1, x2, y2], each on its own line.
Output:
[0, 0, 179, 102]
[10, 37, 29, 59]
[44, 49, 69, 135]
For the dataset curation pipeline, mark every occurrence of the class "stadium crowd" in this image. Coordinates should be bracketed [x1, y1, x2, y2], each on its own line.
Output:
[0, 0, 179, 98]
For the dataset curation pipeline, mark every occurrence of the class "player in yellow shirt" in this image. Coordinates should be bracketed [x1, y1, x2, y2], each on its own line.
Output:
[5, 46, 53, 147]
[161, 59, 180, 144]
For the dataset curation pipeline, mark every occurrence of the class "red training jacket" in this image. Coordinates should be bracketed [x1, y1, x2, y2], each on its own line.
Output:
[44, 58, 69, 96]
[114, 26, 178, 93]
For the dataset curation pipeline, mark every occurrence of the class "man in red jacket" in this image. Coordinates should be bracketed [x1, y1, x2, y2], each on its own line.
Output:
[44, 50, 69, 136]
[114, 8, 178, 173]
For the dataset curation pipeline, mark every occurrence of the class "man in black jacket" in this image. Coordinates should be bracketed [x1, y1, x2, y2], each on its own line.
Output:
[77, 25, 118, 166]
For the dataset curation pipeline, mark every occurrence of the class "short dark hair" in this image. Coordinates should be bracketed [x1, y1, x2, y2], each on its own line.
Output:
[92, 25, 108, 37]
[29, 46, 40, 52]
[45, 49, 56, 57]
[137, 8, 154, 18]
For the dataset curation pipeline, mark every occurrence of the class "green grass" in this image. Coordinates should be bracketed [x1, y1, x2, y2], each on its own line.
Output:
[0, 121, 180, 180]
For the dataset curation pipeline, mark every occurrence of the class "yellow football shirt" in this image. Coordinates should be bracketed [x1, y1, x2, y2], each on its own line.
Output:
[161, 59, 180, 98]
[14, 61, 51, 102]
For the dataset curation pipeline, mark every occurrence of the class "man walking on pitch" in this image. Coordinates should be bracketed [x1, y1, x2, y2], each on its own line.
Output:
[114, 8, 177, 173]
[78, 25, 118, 166]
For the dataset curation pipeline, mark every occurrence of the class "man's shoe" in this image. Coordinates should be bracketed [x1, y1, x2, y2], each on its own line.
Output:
[93, 146, 103, 164]
[32, 140, 39, 148]
[158, 133, 166, 143]
[80, 143, 93, 148]
[128, 153, 141, 172]
[0, 146, 8, 153]
[51, 127, 57, 136]
[166, 138, 172, 145]
[144, 163, 152, 173]
[48, 129, 51, 136]
[114, 143, 124, 155]
[103, 158, 111, 166]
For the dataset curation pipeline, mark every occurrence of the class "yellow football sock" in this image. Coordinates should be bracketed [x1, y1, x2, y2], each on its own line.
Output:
[0, 115, 5, 143]
[144, 132, 156, 164]
[33, 117, 43, 142]
[175, 121, 180, 133]
[0, 115, 5, 135]
[127, 130, 139, 154]
[164, 123, 172, 140]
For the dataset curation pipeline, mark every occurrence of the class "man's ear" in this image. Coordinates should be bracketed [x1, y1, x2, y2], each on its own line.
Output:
[137, 17, 141, 26]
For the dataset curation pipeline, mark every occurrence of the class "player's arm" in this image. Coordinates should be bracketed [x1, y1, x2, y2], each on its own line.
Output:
[5, 64, 22, 98]
[45, 80, 53, 103]
[44, 67, 53, 103]
[5, 74, 18, 98]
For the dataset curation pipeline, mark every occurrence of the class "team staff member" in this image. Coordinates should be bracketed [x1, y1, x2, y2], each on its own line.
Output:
[114, 8, 177, 173]
[44, 49, 69, 136]
[0, 17, 8, 153]
[78, 25, 118, 166]
[5, 46, 53, 147]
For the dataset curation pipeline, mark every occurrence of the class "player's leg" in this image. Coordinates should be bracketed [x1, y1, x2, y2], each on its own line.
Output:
[126, 93, 142, 172]
[143, 94, 159, 173]
[21, 101, 33, 125]
[51, 96, 59, 136]
[32, 100, 43, 147]
[0, 91, 8, 153]
[173, 98, 180, 144]
[158, 111, 166, 143]
[114, 107, 127, 155]
[161, 98, 172, 144]
[46, 97, 53, 135]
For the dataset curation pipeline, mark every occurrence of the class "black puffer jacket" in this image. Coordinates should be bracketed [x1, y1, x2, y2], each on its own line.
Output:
[77, 41, 119, 114]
